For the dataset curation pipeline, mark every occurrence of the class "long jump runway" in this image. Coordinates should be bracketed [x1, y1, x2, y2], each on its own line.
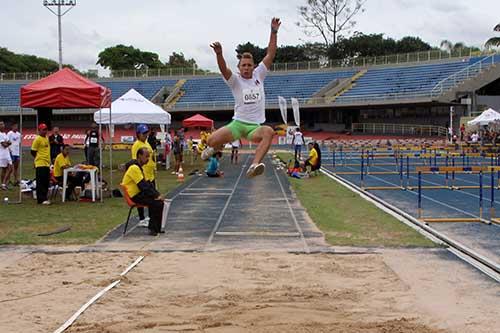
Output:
[96, 155, 327, 252]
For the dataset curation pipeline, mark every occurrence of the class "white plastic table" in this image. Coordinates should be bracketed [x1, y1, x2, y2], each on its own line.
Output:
[62, 167, 98, 203]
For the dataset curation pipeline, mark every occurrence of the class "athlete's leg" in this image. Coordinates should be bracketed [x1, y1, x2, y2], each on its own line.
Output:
[249, 126, 274, 165]
[202, 127, 234, 160]
[207, 127, 234, 151]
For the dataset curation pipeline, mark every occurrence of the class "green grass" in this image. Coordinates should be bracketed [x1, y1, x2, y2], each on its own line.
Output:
[278, 153, 436, 247]
[0, 149, 206, 245]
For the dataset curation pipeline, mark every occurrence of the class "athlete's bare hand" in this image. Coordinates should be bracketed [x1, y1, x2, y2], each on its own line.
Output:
[210, 42, 223, 55]
[271, 17, 281, 32]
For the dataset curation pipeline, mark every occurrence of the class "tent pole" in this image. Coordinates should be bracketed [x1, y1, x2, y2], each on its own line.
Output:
[99, 109, 103, 203]
[109, 104, 113, 194]
[18, 107, 23, 203]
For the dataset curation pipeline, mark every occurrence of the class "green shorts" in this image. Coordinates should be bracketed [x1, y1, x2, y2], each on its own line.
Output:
[226, 120, 261, 141]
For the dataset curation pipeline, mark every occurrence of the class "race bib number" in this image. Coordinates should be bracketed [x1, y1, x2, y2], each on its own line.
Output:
[90, 138, 98, 144]
[242, 89, 262, 104]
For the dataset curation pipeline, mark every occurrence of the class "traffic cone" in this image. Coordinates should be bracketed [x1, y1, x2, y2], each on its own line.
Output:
[177, 165, 185, 182]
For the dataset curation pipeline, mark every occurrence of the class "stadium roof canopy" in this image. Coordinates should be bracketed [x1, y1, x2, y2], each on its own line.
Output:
[20, 68, 111, 109]
[182, 114, 214, 128]
[94, 88, 171, 125]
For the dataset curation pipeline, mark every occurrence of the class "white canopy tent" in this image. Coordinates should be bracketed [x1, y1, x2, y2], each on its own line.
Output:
[93, 88, 172, 183]
[468, 108, 500, 126]
[94, 88, 171, 126]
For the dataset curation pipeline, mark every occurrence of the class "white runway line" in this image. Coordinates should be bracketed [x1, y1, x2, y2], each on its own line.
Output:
[205, 156, 250, 248]
[53, 256, 144, 333]
[273, 166, 310, 253]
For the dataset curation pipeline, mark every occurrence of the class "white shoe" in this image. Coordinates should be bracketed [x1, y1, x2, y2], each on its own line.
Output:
[42, 200, 51, 205]
[201, 147, 215, 160]
[137, 217, 150, 227]
[171, 171, 176, 175]
[246, 163, 265, 178]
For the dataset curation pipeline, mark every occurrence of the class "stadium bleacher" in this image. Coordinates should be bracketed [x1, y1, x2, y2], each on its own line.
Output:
[0, 79, 178, 108]
[1, 54, 500, 111]
[176, 70, 356, 106]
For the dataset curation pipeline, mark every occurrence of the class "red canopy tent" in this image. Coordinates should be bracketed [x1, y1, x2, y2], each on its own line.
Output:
[20, 68, 111, 108]
[18, 68, 112, 203]
[182, 114, 214, 128]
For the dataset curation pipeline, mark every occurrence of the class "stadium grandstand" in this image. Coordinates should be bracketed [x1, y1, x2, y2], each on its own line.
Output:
[1, 50, 500, 140]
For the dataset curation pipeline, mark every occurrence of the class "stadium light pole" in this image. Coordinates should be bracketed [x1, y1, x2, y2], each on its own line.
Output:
[43, 0, 77, 70]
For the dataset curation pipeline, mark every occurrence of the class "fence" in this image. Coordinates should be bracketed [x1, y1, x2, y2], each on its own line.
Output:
[1, 49, 498, 81]
[352, 123, 448, 137]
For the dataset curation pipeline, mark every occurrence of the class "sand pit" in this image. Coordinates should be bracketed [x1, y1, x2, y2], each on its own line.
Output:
[1, 249, 498, 333]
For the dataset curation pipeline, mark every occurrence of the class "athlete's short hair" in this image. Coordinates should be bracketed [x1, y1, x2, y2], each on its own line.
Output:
[237, 52, 254, 66]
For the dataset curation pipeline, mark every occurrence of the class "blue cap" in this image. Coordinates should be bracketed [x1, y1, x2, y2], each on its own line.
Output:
[136, 124, 149, 134]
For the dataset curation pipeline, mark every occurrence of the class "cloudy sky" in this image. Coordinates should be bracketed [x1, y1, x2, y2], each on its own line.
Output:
[1, 0, 499, 74]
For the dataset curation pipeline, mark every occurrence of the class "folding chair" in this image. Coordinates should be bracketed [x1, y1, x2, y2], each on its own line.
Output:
[121, 185, 147, 235]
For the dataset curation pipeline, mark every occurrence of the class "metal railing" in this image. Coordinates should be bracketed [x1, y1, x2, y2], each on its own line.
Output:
[431, 55, 496, 97]
[352, 123, 448, 137]
[1, 49, 498, 81]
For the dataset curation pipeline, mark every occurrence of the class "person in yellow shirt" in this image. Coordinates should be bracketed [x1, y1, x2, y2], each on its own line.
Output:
[122, 147, 164, 236]
[131, 124, 156, 227]
[54, 144, 84, 201]
[304, 142, 321, 173]
[31, 123, 51, 205]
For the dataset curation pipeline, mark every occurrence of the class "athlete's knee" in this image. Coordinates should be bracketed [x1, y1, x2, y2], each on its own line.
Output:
[262, 126, 274, 139]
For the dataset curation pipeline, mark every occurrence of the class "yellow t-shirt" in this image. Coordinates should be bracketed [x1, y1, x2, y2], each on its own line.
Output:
[309, 148, 318, 166]
[31, 135, 51, 167]
[53, 153, 71, 178]
[131, 140, 156, 181]
[121, 164, 144, 198]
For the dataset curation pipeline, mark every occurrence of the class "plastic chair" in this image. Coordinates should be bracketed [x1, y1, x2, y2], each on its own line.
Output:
[121, 184, 147, 235]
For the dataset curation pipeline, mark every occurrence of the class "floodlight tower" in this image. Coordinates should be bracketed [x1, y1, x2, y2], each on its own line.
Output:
[43, 0, 77, 70]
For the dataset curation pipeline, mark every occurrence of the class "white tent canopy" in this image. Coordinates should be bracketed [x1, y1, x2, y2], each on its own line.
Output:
[468, 108, 500, 126]
[94, 88, 171, 125]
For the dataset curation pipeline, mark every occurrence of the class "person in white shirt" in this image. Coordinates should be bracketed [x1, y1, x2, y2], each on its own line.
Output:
[0, 121, 13, 190]
[7, 123, 21, 185]
[471, 132, 479, 143]
[292, 128, 305, 160]
[201, 17, 281, 178]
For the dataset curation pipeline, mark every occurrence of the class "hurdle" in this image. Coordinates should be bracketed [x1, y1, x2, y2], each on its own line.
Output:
[415, 165, 499, 224]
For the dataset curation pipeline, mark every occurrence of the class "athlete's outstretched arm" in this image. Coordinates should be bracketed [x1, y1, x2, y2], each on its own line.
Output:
[262, 17, 281, 70]
[210, 42, 232, 81]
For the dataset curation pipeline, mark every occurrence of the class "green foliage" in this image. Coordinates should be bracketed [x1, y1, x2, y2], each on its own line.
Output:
[0, 47, 60, 73]
[328, 33, 432, 59]
[97, 44, 163, 70]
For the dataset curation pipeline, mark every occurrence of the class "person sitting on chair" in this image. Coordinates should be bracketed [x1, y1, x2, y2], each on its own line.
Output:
[121, 147, 164, 236]
[54, 144, 85, 201]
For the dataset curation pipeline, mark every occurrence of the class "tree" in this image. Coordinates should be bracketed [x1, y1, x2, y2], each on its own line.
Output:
[96, 45, 163, 70]
[235, 42, 266, 64]
[0, 47, 61, 73]
[485, 23, 500, 50]
[165, 52, 197, 68]
[297, 0, 366, 48]
[440, 40, 480, 55]
[327, 33, 431, 60]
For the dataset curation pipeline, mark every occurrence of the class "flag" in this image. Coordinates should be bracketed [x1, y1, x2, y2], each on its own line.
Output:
[278, 96, 287, 124]
[291, 98, 300, 127]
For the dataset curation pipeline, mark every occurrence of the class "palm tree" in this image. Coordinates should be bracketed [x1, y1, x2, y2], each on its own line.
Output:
[485, 23, 500, 49]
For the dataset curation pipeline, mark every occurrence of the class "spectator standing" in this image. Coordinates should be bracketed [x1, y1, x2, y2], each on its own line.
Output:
[83, 129, 90, 163]
[0, 121, 12, 190]
[49, 126, 64, 163]
[231, 139, 241, 164]
[292, 128, 305, 160]
[86, 123, 101, 167]
[31, 123, 51, 204]
[172, 135, 183, 174]
[460, 124, 465, 141]
[7, 123, 21, 186]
